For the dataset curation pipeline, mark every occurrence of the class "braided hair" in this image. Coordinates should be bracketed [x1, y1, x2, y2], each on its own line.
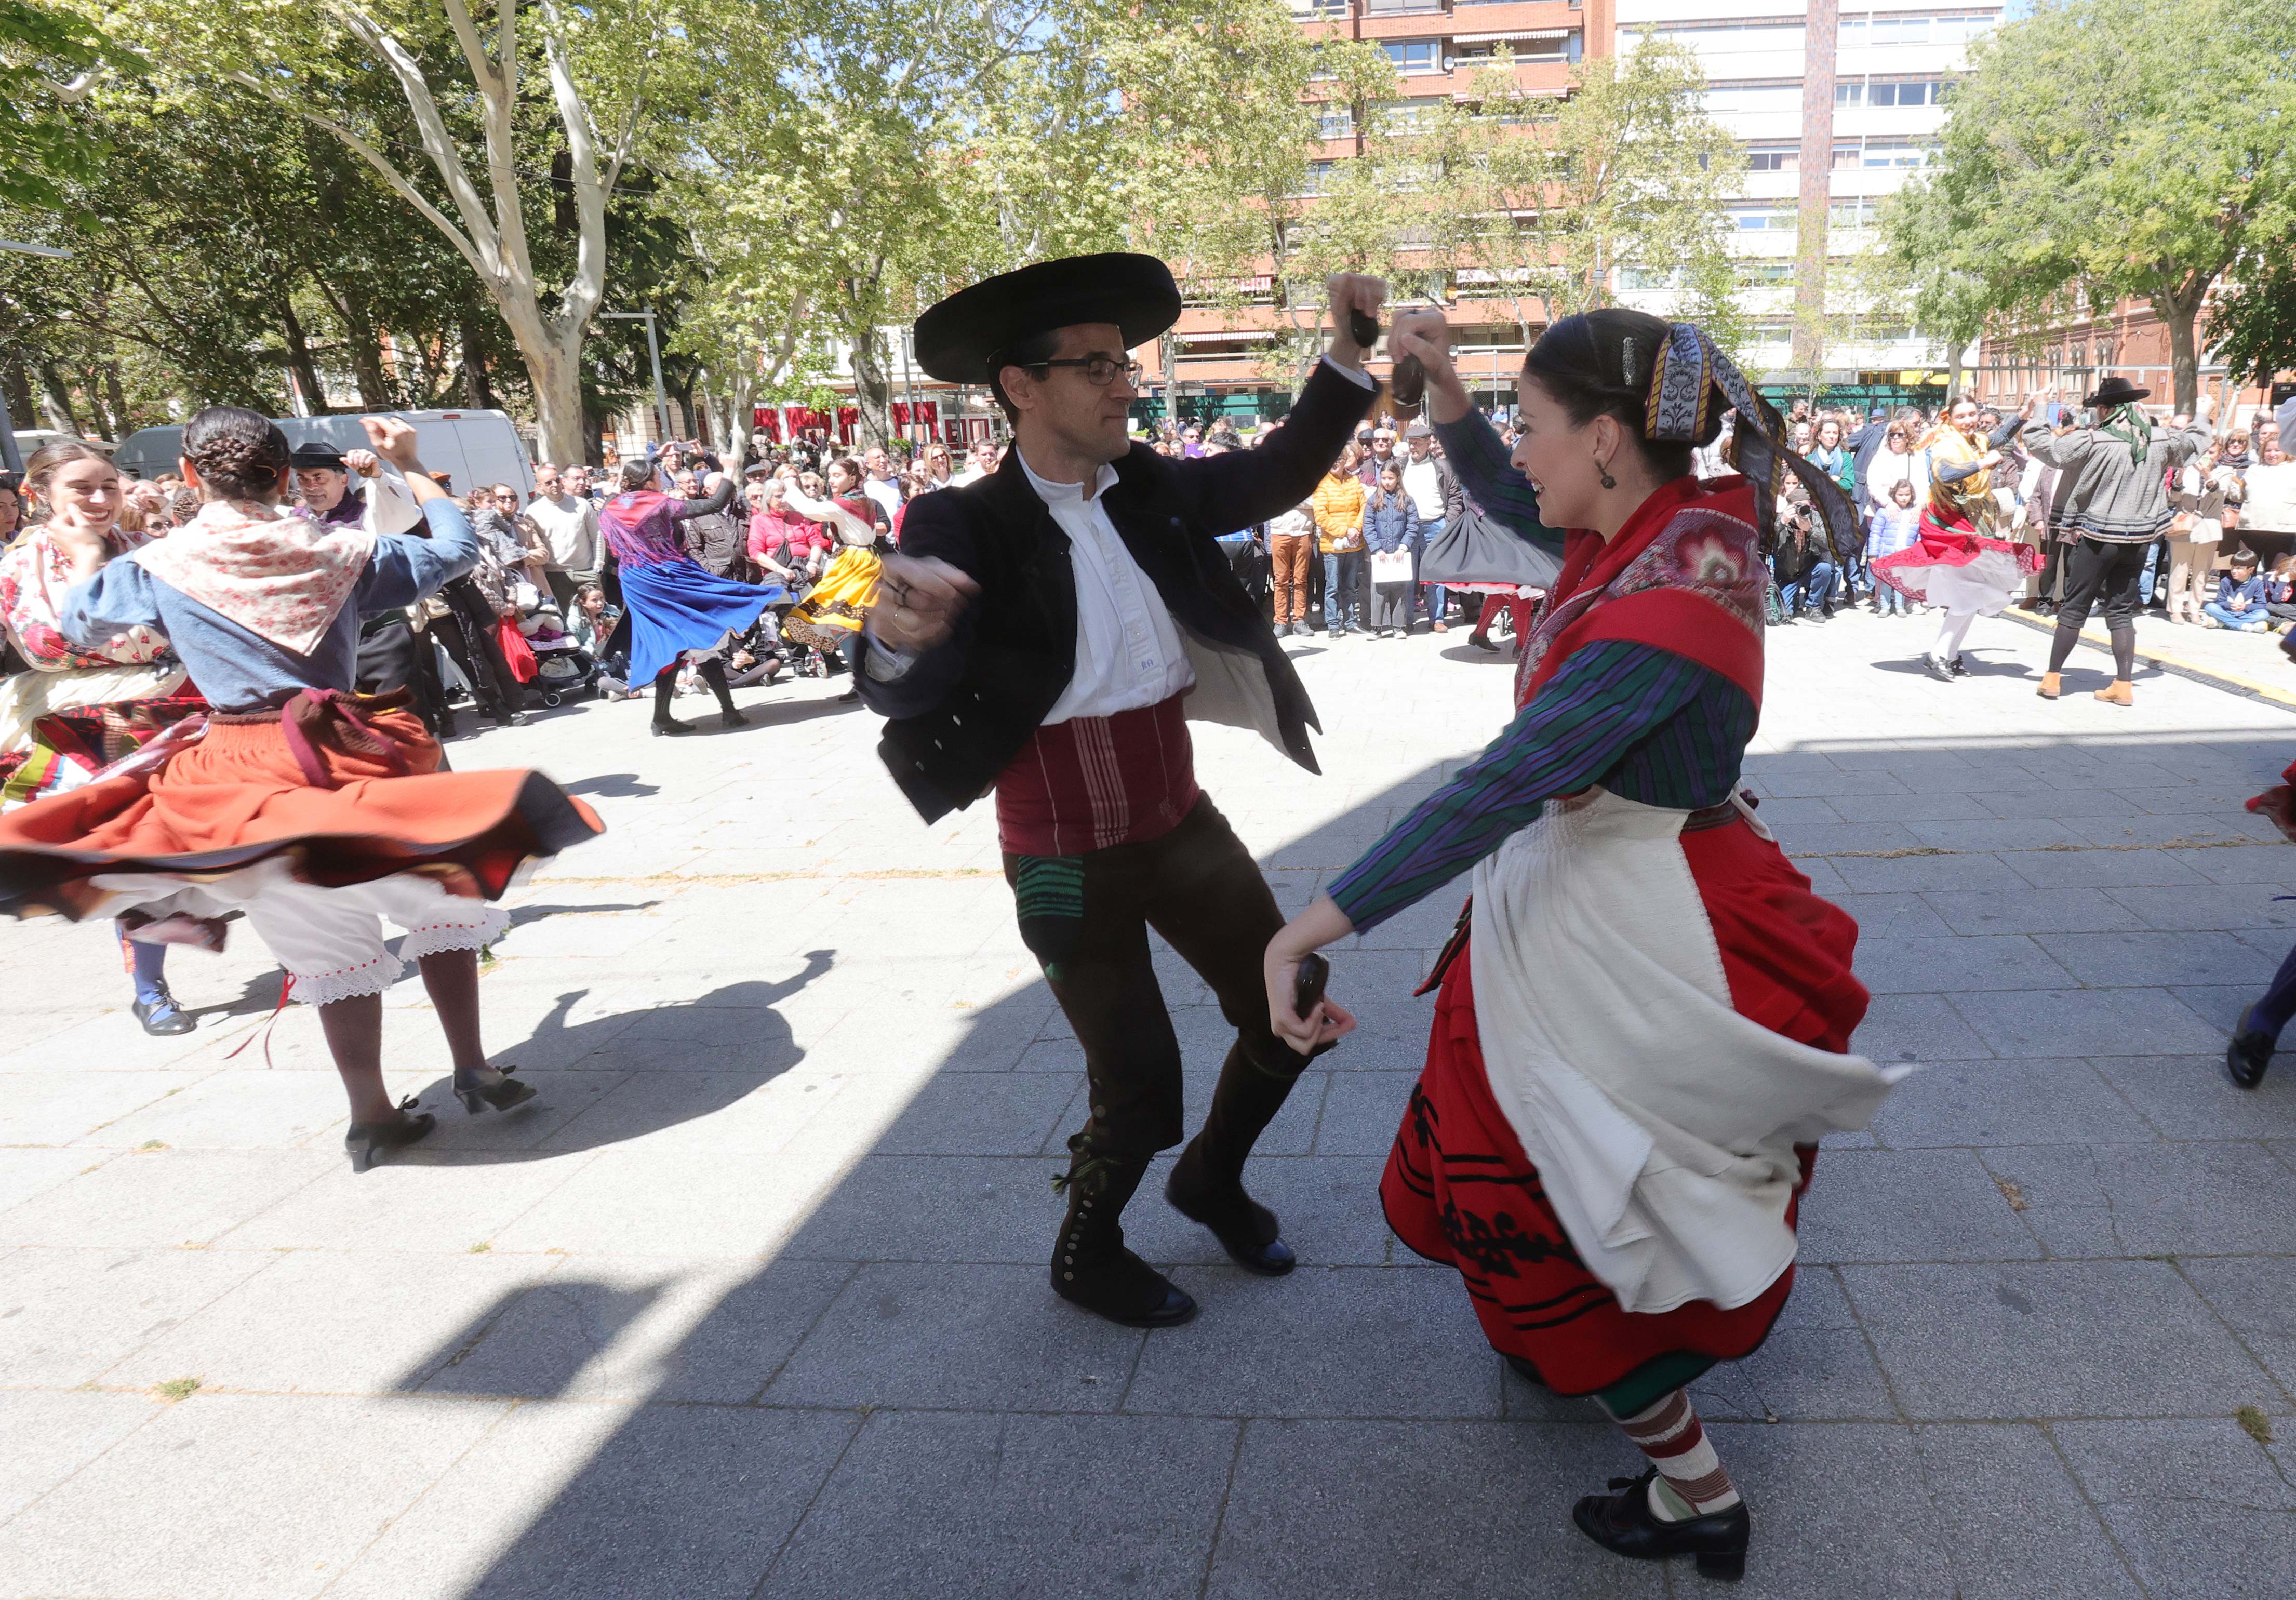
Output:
[1522, 310, 1720, 484]
[182, 405, 291, 502]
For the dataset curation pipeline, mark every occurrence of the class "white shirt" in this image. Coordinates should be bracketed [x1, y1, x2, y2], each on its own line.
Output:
[524, 492, 599, 571]
[1400, 455, 1446, 521]
[863, 477, 902, 526]
[1019, 449, 1198, 725]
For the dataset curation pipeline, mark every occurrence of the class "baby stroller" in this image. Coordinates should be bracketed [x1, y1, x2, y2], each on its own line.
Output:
[511, 591, 603, 706]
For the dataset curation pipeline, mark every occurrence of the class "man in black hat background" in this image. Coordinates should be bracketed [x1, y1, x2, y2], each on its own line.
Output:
[290, 441, 455, 734]
[857, 256, 1382, 1329]
[2022, 378, 2214, 705]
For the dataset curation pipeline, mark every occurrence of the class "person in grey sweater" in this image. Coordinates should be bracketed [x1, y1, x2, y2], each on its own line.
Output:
[2022, 377, 2213, 706]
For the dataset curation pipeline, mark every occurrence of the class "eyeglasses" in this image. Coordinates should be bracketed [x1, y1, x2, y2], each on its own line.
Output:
[1022, 356, 1143, 387]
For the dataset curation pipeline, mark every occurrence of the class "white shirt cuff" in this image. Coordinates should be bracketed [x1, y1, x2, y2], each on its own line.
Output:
[1321, 354, 1375, 390]
[861, 622, 916, 681]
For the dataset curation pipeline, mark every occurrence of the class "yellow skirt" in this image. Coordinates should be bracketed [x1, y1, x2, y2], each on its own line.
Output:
[783, 549, 882, 653]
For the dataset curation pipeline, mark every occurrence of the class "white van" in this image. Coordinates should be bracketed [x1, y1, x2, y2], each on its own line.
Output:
[111, 409, 533, 498]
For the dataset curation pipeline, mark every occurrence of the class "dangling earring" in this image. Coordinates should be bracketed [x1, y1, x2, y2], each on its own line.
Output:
[1596, 456, 1617, 490]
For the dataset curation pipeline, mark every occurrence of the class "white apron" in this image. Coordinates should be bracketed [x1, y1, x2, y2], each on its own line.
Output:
[1468, 787, 1908, 1315]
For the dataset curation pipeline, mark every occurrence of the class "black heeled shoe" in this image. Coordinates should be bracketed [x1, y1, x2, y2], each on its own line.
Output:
[2227, 1008, 2275, 1088]
[132, 984, 197, 1037]
[344, 1097, 436, 1172]
[1571, 1469, 1748, 1581]
[719, 708, 748, 729]
[453, 1063, 539, 1115]
[651, 716, 695, 737]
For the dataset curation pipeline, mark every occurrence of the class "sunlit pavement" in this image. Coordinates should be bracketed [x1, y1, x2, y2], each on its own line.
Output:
[5, 603, 2295, 1598]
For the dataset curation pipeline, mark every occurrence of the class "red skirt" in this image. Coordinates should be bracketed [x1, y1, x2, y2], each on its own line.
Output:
[1870, 508, 2041, 609]
[1379, 814, 1868, 1396]
[0, 692, 602, 922]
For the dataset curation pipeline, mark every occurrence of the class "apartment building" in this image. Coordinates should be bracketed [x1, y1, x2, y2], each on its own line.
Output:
[1141, 0, 1605, 421]
[1612, 1, 1998, 406]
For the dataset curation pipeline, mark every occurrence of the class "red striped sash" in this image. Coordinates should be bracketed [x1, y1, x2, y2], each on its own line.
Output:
[994, 693, 1200, 856]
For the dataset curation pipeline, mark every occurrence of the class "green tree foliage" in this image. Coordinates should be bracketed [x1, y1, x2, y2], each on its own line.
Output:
[0, 0, 143, 212]
[2211, 251, 2296, 391]
[1415, 42, 1742, 350]
[1877, 0, 2296, 411]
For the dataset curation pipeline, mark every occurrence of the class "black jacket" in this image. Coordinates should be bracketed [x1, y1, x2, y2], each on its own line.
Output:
[860, 359, 1374, 822]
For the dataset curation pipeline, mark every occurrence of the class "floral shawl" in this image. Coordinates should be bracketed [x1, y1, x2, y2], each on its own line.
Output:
[132, 500, 376, 656]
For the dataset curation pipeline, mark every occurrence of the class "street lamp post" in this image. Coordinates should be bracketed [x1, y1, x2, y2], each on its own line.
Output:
[599, 310, 674, 447]
[0, 238, 74, 476]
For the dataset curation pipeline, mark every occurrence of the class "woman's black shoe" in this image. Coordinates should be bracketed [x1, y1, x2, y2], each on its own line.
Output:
[132, 985, 197, 1037]
[1468, 632, 1500, 651]
[1921, 655, 1957, 683]
[344, 1098, 436, 1172]
[453, 1063, 539, 1115]
[1572, 1469, 1749, 1581]
[2227, 1008, 2274, 1088]
[651, 716, 695, 737]
[720, 708, 749, 729]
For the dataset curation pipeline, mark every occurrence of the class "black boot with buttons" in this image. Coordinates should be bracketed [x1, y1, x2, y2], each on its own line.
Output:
[1050, 1134, 1197, 1328]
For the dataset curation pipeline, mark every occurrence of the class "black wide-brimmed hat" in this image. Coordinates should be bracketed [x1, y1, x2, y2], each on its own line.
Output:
[913, 253, 1182, 385]
[288, 441, 347, 471]
[2086, 376, 2151, 410]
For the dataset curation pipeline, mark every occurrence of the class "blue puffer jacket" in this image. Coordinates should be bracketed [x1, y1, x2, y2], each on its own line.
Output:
[1363, 492, 1421, 556]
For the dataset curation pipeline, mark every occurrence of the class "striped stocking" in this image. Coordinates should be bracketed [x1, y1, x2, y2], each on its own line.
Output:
[1599, 1388, 1742, 1522]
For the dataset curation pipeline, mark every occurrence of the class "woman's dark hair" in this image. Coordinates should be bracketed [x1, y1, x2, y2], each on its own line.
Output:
[182, 406, 290, 500]
[618, 459, 653, 492]
[828, 456, 864, 491]
[1521, 309, 1717, 483]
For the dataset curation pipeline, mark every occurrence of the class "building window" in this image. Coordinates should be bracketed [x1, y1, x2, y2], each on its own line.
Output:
[1364, 0, 1441, 14]
[1736, 261, 1795, 287]
[1381, 39, 1443, 74]
[1828, 197, 1883, 229]
[1838, 11, 2000, 47]
[1861, 76, 1953, 106]
[1289, 0, 1348, 15]
[1745, 144, 1799, 172]
[1380, 97, 1448, 131]
[1314, 105, 1354, 140]
[1861, 140, 1934, 167]
[1296, 161, 1338, 197]
[1728, 204, 1798, 232]
[1703, 82, 1804, 112]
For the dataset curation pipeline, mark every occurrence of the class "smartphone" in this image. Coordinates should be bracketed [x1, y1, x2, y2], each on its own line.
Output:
[1292, 952, 1330, 1023]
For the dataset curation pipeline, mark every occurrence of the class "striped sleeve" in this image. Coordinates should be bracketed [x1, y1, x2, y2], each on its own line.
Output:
[1325, 640, 1748, 932]
[1431, 411, 1565, 554]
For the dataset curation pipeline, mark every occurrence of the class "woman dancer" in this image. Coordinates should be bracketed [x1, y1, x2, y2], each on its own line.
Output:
[597, 460, 784, 736]
[0, 409, 602, 1170]
[0, 440, 209, 1034]
[1872, 397, 2043, 682]
[1261, 310, 1899, 1581]
[780, 458, 888, 696]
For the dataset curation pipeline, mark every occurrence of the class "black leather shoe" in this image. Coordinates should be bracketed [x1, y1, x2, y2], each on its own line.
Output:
[1948, 655, 1971, 676]
[2228, 1008, 2275, 1088]
[344, 1098, 437, 1173]
[1051, 1249, 1199, 1327]
[1572, 1469, 1749, 1581]
[651, 716, 695, 737]
[1468, 632, 1500, 651]
[1166, 1169, 1296, 1276]
[132, 986, 197, 1036]
[720, 708, 749, 729]
[453, 1063, 539, 1114]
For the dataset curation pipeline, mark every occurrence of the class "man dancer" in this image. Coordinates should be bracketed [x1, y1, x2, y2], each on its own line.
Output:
[858, 256, 1378, 1328]
[2024, 378, 2213, 705]
[289, 442, 451, 734]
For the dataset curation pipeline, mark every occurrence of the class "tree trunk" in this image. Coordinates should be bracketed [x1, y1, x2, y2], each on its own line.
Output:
[2155, 277, 2208, 416]
[524, 328, 589, 469]
[2, 361, 35, 435]
[281, 300, 329, 415]
[460, 315, 498, 411]
[36, 364, 81, 435]
[104, 363, 132, 437]
[321, 285, 397, 410]
[77, 369, 115, 439]
[849, 327, 894, 451]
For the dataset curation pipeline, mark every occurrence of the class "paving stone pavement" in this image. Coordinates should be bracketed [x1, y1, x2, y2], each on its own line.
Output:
[6, 603, 2296, 1598]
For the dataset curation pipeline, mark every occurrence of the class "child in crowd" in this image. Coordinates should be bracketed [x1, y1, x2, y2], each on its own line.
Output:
[1362, 464, 1421, 638]
[2266, 552, 2296, 630]
[2204, 549, 2272, 631]
[1867, 478, 1922, 617]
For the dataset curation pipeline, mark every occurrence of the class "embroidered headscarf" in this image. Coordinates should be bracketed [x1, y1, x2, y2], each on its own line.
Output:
[1640, 321, 1865, 565]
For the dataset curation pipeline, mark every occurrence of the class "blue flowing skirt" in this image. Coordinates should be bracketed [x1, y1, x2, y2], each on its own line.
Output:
[617, 558, 786, 687]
